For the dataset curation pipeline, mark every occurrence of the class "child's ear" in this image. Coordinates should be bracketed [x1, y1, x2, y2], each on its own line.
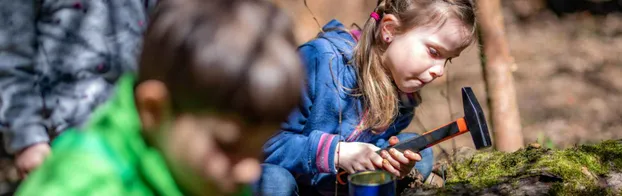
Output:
[380, 14, 400, 43]
[135, 80, 171, 131]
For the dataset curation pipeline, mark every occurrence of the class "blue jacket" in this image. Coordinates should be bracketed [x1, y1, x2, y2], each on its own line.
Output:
[263, 20, 419, 176]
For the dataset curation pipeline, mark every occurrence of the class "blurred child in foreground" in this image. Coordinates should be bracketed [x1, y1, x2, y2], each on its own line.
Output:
[16, 0, 303, 195]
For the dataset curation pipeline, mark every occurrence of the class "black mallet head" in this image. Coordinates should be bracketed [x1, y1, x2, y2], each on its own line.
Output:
[462, 87, 492, 150]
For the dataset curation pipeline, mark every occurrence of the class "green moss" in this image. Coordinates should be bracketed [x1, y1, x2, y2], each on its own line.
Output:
[442, 140, 622, 194]
[533, 149, 604, 186]
[577, 140, 622, 170]
[445, 146, 551, 188]
[446, 151, 506, 188]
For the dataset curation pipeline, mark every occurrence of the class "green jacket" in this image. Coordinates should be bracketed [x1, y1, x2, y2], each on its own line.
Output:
[16, 74, 251, 196]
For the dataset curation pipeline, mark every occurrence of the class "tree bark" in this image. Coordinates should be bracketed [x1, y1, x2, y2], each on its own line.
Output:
[475, 0, 524, 152]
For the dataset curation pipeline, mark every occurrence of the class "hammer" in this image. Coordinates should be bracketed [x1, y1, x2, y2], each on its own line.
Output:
[337, 87, 492, 185]
[388, 87, 493, 153]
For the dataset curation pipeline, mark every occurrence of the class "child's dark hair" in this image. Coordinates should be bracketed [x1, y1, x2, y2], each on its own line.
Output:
[354, 0, 477, 130]
[138, 0, 302, 124]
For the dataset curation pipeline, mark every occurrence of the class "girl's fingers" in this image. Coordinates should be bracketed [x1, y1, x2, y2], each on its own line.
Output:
[404, 150, 422, 162]
[354, 164, 366, 173]
[345, 166, 355, 174]
[381, 150, 401, 170]
[389, 148, 410, 165]
[370, 153, 384, 168]
[363, 160, 376, 171]
[382, 159, 400, 176]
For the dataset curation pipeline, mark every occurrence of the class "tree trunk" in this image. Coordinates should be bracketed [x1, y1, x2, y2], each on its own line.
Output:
[475, 0, 524, 152]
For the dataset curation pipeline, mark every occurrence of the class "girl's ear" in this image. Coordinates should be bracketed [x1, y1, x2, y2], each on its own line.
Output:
[380, 14, 400, 43]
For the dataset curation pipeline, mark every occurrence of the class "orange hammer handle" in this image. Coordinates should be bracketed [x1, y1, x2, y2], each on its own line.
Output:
[423, 117, 469, 148]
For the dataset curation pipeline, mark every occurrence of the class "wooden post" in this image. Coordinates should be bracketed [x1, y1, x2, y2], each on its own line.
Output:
[475, 0, 524, 152]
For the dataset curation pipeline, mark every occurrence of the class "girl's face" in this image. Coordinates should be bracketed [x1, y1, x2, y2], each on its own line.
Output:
[382, 17, 470, 93]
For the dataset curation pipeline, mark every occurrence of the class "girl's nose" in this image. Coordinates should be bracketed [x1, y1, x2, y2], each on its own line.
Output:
[429, 65, 444, 79]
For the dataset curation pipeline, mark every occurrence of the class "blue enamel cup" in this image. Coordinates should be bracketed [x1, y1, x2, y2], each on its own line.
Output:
[348, 171, 396, 196]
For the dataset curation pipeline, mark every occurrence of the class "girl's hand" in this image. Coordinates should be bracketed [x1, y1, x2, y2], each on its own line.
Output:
[334, 142, 384, 174]
[379, 136, 422, 178]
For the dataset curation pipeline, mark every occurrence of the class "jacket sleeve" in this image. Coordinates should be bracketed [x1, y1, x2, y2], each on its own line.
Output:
[15, 150, 126, 196]
[0, 0, 49, 154]
[262, 42, 341, 175]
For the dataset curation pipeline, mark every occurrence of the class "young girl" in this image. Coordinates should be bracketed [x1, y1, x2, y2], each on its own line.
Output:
[258, 0, 476, 195]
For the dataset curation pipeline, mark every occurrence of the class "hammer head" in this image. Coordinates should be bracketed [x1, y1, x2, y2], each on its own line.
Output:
[462, 87, 492, 150]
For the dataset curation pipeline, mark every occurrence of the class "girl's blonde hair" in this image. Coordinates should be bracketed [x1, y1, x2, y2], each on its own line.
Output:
[354, 0, 477, 131]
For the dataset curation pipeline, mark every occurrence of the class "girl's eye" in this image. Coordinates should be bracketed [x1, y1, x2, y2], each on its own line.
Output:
[429, 47, 440, 58]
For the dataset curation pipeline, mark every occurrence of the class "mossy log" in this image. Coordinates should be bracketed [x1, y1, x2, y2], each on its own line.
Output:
[403, 140, 622, 196]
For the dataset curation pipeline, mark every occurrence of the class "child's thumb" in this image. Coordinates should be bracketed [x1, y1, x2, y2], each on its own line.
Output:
[388, 136, 400, 146]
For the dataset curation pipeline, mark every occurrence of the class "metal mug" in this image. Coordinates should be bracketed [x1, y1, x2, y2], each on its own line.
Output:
[348, 170, 396, 196]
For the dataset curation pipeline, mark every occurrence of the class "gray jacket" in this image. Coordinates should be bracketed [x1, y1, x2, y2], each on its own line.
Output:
[0, 0, 157, 153]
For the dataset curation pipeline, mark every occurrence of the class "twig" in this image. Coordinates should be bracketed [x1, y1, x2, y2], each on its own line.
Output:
[303, 0, 323, 33]
[443, 65, 457, 156]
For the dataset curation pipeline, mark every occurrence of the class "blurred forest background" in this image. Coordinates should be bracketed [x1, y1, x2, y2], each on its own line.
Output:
[272, 0, 622, 155]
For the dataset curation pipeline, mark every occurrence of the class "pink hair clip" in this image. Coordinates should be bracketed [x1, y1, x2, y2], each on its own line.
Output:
[370, 12, 380, 22]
